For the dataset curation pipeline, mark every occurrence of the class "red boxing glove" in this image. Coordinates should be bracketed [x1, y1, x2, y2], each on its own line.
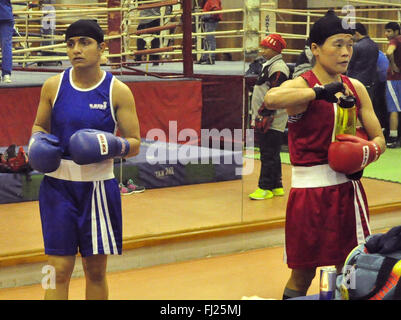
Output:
[328, 134, 381, 175]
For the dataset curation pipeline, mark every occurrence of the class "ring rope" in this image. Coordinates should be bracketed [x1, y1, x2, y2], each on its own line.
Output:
[6, 1, 401, 68]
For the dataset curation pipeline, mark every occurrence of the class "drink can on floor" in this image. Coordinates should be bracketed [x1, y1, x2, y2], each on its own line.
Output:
[319, 267, 337, 300]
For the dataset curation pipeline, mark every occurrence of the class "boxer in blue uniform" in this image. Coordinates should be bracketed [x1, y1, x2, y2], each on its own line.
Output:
[29, 20, 140, 300]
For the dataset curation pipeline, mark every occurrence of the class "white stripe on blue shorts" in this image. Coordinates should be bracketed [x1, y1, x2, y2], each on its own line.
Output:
[91, 181, 118, 255]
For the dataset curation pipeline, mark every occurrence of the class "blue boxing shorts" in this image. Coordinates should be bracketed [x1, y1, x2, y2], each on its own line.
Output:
[39, 175, 122, 257]
[385, 80, 401, 112]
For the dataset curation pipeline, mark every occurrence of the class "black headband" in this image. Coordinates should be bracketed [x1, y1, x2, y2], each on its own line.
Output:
[309, 10, 355, 45]
[65, 19, 104, 43]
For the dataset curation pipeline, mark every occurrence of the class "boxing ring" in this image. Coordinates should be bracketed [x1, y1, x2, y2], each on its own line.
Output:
[0, 0, 401, 293]
[4, 0, 401, 70]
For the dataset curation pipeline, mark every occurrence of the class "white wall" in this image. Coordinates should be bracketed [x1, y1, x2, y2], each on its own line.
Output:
[221, 0, 243, 9]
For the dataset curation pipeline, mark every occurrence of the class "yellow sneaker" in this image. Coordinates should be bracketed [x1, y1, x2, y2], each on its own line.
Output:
[2, 74, 11, 83]
[272, 188, 285, 196]
[249, 188, 273, 200]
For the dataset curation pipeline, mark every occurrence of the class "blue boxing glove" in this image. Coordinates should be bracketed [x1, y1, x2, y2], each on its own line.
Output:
[28, 132, 62, 173]
[69, 129, 130, 165]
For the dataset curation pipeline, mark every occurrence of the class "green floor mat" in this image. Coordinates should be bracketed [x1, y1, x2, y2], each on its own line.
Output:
[362, 148, 401, 183]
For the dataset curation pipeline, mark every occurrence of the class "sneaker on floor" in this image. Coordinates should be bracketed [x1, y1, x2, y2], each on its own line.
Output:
[249, 188, 273, 200]
[119, 183, 135, 195]
[200, 59, 215, 65]
[125, 179, 145, 193]
[195, 59, 208, 64]
[272, 187, 285, 196]
[386, 137, 399, 148]
[2, 74, 11, 83]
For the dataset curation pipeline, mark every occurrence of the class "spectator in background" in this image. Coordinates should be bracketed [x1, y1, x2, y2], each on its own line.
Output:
[0, 0, 14, 83]
[196, 0, 222, 65]
[292, 38, 315, 79]
[372, 50, 390, 135]
[384, 22, 401, 148]
[347, 22, 379, 100]
[248, 34, 289, 200]
[135, 7, 162, 65]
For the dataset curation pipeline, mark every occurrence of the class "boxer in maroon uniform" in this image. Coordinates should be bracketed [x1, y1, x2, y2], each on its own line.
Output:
[264, 10, 386, 299]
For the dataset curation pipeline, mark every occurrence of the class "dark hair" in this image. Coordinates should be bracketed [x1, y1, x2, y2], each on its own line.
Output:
[385, 22, 400, 32]
[355, 23, 367, 36]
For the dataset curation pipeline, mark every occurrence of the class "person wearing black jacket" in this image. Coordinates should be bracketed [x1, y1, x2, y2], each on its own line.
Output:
[347, 23, 379, 99]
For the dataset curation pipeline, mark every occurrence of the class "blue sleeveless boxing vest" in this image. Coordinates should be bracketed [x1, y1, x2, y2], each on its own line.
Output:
[51, 67, 117, 159]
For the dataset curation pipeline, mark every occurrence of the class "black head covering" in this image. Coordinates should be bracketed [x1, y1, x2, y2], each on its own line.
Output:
[65, 19, 104, 43]
[309, 10, 355, 45]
